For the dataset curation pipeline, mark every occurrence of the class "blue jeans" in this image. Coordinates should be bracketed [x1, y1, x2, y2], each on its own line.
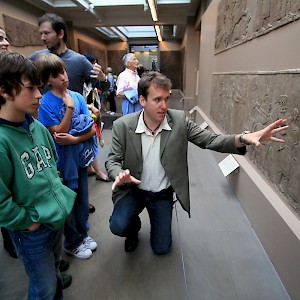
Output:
[9, 225, 63, 300]
[109, 186, 174, 255]
[63, 166, 89, 250]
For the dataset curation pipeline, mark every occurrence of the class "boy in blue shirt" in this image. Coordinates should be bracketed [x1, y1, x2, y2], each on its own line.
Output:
[35, 53, 98, 259]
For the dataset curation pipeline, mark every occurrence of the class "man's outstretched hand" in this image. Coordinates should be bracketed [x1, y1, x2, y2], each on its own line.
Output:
[112, 169, 142, 190]
[239, 119, 289, 147]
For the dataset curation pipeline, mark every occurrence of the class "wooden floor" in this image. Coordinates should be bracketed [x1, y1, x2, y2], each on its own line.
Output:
[0, 127, 290, 300]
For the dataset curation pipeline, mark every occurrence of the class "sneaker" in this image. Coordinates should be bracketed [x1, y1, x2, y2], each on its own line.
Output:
[83, 236, 97, 251]
[59, 259, 70, 272]
[62, 274, 72, 289]
[89, 203, 96, 213]
[64, 243, 92, 259]
[99, 139, 105, 147]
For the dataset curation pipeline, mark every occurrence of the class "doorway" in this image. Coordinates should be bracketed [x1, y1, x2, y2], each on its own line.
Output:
[130, 45, 159, 72]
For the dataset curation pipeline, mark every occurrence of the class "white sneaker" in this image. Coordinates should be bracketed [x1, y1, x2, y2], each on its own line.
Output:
[83, 236, 97, 251]
[64, 243, 92, 259]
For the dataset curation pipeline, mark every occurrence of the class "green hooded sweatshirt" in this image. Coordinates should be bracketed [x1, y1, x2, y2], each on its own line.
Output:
[0, 115, 76, 231]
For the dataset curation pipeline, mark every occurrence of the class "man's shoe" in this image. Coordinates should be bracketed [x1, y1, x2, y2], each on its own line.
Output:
[125, 234, 139, 252]
[62, 274, 72, 289]
[89, 203, 96, 214]
[59, 259, 69, 272]
[64, 243, 92, 259]
[82, 236, 97, 251]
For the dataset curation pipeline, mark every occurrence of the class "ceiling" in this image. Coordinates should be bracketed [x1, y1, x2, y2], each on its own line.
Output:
[22, 0, 201, 43]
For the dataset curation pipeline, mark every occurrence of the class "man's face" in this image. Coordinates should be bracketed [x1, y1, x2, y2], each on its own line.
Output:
[140, 84, 170, 125]
[47, 69, 69, 91]
[12, 79, 41, 118]
[0, 29, 10, 53]
[39, 21, 61, 52]
[127, 55, 139, 71]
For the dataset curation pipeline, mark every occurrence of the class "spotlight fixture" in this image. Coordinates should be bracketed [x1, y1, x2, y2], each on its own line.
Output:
[173, 25, 177, 37]
[155, 25, 162, 42]
[147, 0, 158, 22]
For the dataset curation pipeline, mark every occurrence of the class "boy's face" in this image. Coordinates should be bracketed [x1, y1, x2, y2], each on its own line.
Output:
[0, 29, 10, 53]
[48, 69, 69, 91]
[39, 21, 61, 52]
[12, 78, 41, 120]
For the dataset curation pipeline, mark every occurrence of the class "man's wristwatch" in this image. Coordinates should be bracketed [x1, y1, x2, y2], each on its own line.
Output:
[65, 105, 74, 110]
[239, 131, 251, 146]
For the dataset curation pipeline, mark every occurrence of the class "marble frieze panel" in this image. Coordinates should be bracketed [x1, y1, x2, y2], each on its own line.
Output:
[3, 15, 43, 47]
[211, 71, 300, 212]
[215, 0, 300, 53]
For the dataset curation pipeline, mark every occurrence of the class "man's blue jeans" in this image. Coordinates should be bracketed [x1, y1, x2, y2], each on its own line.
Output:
[63, 166, 89, 250]
[9, 225, 63, 300]
[109, 186, 174, 255]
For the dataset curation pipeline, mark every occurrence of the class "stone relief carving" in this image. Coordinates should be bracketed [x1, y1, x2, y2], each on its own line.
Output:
[215, 0, 300, 53]
[215, 0, 251, 52]
[211, 72, 300, 212]
[3, 15, 43, 47]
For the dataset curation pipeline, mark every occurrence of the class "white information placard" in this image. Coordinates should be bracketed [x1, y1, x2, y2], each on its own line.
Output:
[218, 155, 240, 177]
[200, 121, 208, 130]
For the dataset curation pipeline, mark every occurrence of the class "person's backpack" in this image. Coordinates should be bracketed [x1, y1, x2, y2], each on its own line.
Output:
[99, 80, 110, 93]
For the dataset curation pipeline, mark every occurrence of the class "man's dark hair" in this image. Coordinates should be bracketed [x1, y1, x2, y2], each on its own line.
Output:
[83, 53, 98, 64]
[0, 52, 40, 106]
[137, 64, 145, 77]
[34, 53, 66, 85]
[38, 13, 68, 43]
[138, 71, 172, 99]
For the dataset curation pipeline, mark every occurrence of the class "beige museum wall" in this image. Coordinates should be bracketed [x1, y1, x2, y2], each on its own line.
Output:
[159, 40, 182, 51]
[73, 30, 107, 54]
[215, 18, 300, 73]
[197, 0, 219, 115]
[181, 17, 200, 108]
[107, 41, 129, 51]
[195, 1, 300, 299]
[0, 0, 107, 59]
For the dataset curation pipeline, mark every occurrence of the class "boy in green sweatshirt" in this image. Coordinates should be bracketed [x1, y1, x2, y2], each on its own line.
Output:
[0, 52, 76, 299]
